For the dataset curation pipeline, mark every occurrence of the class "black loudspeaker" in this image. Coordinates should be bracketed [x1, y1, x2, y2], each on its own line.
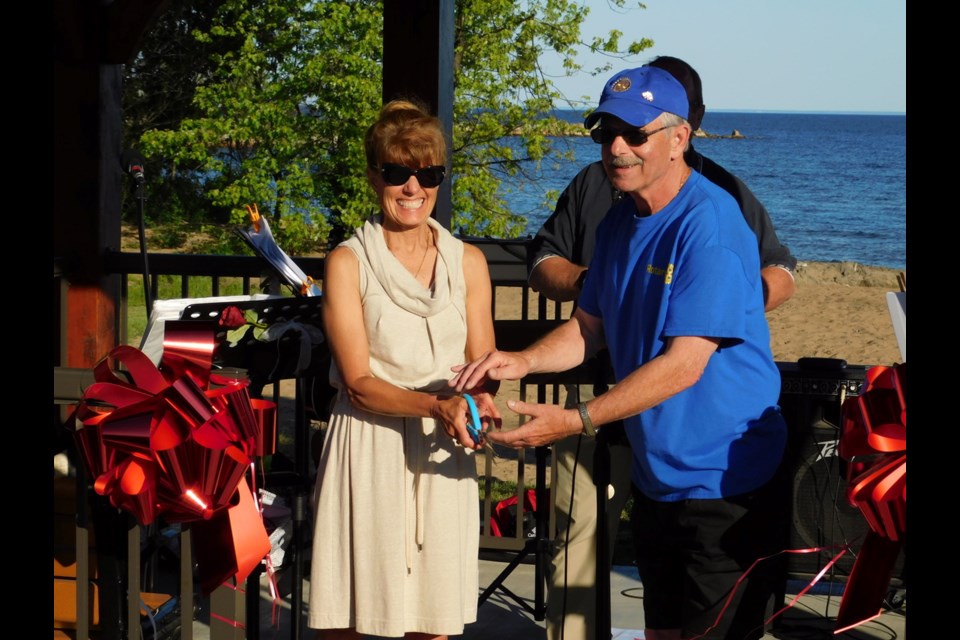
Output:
[777, 360, 905, 586]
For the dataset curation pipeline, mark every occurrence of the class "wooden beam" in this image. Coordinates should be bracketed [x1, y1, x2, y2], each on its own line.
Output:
[54, 0, 169, 367]
[382, 0, 455, 230]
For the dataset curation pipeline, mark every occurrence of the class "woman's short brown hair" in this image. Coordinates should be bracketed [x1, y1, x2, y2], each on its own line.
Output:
[364, 99, 447, 171]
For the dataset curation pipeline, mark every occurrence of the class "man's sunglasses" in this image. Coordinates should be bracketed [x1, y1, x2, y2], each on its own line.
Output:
[589, 124, 674, 146]
[379, 163, 446, 188]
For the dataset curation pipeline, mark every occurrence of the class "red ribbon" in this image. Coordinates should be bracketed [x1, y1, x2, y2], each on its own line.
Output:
[840, 363, 906, 541]
[836, 362, 906, 632]
[67, 320, 278, 593]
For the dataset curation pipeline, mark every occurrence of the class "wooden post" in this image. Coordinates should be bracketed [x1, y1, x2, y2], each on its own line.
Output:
[382, 0, 455, 230]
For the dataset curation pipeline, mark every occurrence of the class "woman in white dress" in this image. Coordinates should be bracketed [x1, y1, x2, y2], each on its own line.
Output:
[308, 99, 500, 640]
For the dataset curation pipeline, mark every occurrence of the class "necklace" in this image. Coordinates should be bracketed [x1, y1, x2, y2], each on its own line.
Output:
[677, 166, 691, 194]
[413, 231, 433, 280]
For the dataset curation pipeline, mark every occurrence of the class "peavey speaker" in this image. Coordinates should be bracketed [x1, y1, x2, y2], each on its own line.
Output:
[777, 359, 905, 586]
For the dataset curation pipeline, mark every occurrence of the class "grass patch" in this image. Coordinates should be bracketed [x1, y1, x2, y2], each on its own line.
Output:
[125, 274, 252, 345]
[480, 477, 532, 504]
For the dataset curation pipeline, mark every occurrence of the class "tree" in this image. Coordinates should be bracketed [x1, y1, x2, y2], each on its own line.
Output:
[451, 0, 651, 237]
[121, 0, 237, 237]
[125, 0, 651, 253]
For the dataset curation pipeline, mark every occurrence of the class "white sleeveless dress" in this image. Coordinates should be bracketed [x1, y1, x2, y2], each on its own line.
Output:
[307, 216, 479, 637]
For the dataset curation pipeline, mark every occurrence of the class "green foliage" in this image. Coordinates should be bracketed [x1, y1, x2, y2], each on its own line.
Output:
[451, 0, 588, 236]
[153, 226, 188, 250]
[124, 0, 651, 250]
[225, 308, 269, 346]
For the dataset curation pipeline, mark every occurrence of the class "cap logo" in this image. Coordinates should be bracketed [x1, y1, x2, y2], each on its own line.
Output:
[611, 77, 631, 92]
[641, 90, 654, 102]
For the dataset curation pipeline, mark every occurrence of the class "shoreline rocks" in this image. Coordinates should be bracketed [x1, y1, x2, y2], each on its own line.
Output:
[509, 123, 747, 139]
[793, 261, 904, 288]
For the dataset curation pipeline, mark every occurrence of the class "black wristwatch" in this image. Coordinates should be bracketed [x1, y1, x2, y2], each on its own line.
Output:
[577, 402, 596, 437]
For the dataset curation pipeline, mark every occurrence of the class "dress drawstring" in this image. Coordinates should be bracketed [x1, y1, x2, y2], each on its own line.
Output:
[403, 416, 425, 571]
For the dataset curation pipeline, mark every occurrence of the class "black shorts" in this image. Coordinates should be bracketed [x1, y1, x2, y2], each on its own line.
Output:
[630, 474, 790, 640]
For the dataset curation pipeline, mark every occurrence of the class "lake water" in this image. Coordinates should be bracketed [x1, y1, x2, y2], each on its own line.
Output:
[496, 111, 906, 271]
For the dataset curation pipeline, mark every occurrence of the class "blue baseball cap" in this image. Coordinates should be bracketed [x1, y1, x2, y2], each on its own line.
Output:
[584, 66, 690, 129]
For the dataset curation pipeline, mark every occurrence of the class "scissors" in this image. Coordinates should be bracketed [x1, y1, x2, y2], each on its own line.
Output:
[463, 393, 484, 445]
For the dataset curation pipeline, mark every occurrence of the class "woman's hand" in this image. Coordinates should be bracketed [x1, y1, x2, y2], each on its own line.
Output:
[429, 391, 503, 450]
[466, 391, 503, 437]
[431, 395, 484, 450]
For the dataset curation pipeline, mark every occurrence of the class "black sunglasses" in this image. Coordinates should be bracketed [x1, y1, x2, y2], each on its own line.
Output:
[589, 124, 674, 146]
[379, 163, 446, 188]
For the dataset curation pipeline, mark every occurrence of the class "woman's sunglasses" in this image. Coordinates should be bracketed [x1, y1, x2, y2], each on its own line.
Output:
[379, 163, 446, 188]
[589, 124, 674, 146]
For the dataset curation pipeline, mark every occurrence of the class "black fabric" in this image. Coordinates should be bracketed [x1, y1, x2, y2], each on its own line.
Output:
[630, 471, 790, 640]
[526, 161, 617, 274]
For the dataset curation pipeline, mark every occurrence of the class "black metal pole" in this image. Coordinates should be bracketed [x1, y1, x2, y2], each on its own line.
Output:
[134, 176, 153, 320]
[594, 431, 612, 639]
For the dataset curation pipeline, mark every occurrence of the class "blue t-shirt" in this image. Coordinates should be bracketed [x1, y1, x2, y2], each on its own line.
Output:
[578, 170, 786, 502]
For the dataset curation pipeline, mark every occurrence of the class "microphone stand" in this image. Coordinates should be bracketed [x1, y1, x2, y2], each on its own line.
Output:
[133, 175, 153, 321]
[129, 169, 160, 597]
[594, 424, 612, 640]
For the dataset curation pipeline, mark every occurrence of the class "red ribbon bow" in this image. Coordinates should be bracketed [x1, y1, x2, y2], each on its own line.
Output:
[68, 320, 277, 592]
[840, 363, 906, 541]
[835, 362, 906, 632]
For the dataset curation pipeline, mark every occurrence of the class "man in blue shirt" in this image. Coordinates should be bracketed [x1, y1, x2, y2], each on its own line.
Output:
[453, 66, 789, 640]
[527, 55, 796, 640]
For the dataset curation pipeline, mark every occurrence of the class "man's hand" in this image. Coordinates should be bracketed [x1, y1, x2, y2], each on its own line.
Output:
[484, 399, 581, 448]
[449, 350, 530, 394]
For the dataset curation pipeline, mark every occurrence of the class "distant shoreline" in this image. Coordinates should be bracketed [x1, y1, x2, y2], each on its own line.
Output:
[510, 121, 746, 139]
[120, 224, 907, 274]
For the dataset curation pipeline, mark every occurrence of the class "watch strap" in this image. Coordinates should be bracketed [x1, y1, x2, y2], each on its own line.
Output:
[577, 402, 596, 437]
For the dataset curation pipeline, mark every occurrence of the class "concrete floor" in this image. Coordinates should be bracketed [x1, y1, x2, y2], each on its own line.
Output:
[185, 558, 907, 640]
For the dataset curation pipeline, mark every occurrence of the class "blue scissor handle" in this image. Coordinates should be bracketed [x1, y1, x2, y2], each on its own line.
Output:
[463, 393, 483, 445]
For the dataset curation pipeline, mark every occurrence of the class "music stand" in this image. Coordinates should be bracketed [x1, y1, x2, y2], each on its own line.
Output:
[180, 295, 328, 640]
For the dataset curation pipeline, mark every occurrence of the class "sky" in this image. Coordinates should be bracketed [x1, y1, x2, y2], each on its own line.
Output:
[547, 0, 906, 114]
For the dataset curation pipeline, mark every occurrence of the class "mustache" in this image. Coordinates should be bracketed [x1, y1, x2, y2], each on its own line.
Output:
[608, 156, 643, 168]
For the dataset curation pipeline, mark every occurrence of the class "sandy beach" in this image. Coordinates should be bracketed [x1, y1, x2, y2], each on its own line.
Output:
[495, 260, 905, 367]
[766, 261, 904, 366]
